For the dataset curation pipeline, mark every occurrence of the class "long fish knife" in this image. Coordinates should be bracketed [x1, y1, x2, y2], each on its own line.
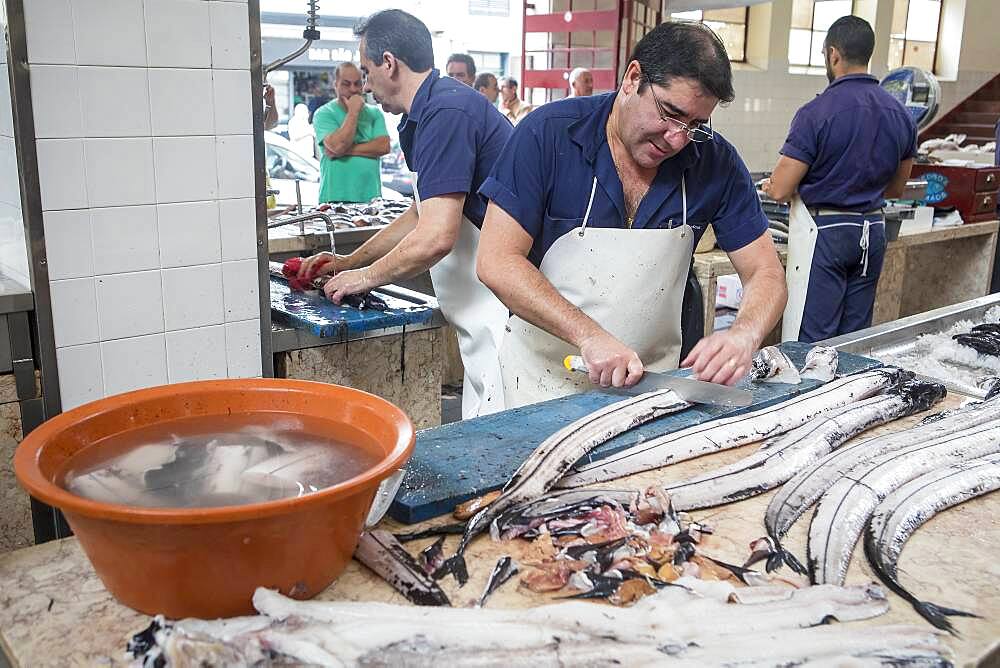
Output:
[563, 355, 752, 408]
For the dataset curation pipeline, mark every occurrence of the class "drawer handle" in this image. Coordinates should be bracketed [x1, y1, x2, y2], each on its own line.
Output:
[987, 173, 997, 184]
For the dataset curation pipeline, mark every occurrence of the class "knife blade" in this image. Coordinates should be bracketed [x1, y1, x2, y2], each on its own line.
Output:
[563, 355, 752, 408]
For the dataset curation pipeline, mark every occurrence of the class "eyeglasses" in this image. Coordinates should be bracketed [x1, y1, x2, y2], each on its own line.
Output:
[643, 78, 714, 143]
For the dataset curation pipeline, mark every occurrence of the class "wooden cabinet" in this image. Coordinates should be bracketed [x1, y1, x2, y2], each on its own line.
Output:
[910, 164, 1000, 223]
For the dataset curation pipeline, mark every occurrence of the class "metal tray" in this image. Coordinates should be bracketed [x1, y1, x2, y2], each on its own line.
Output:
[821, 293, 1000, 398]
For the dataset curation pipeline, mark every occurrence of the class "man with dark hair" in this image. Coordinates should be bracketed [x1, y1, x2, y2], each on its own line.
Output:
[474, 72, 499, 104]
[446, 53, 476, 86]
[312, 62, 390, 203]
[297, 10, 513, 419]
[477, 21, 785, 407]
[762, 15, 916, 343]
[499, 76, 532, 125]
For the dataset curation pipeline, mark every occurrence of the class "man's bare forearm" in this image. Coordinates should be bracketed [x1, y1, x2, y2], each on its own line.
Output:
[730, 263, 786, 347]
[340, 204, 418, 270]
[349, 137, 390, 158]
[324, 110, 360, 156]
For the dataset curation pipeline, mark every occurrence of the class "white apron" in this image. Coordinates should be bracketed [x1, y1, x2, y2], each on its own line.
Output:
[781, 195, 818, 341]
[499, 176, 695, 408]
[414, 179, 508, 419]
[781, 196, 882, 341]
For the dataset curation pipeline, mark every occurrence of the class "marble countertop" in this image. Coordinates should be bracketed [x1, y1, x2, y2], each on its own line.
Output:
[2, 393, 998, 667]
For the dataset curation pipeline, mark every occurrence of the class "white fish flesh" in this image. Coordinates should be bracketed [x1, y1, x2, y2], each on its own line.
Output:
[808, 425, 1000, 586]
[765, 392, 1000, 573]
[799, 346, 839, 381]
[447, 389, 690, 584]
[129, 584, 951, 667]
[864, 453, 1000, 632]
[661, 379, 946, 511]
[748, 346, 801, 384]
[559, 368, 903, 488]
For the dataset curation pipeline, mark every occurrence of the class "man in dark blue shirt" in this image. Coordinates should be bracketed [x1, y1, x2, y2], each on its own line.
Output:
[763, 16, 916, 343]
[477, 21, 786, 407]
[298, 10, 513, 418]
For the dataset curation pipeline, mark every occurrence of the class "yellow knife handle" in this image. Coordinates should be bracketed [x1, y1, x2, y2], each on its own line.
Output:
[563, 355, 587, 373]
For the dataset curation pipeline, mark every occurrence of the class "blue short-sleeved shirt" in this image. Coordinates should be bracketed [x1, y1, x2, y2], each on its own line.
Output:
[479, 93, 768, 267]
[398, 70, 513, 227]
[781, 74, 917, 212]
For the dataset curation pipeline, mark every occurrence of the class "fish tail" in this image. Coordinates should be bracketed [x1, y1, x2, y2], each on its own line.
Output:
[433, 553, 469, 587]
[914, 600, 981, 636]
[777, 547, 808, 575]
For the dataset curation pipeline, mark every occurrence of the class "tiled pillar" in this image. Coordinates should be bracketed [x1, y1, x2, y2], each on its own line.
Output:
[0, 4, 28, 286]
[13, 0, 267, 411]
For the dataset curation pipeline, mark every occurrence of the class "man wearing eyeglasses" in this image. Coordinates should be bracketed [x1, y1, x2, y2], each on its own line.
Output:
[476, 21, 786, 408]
[762, 16, 916, 343]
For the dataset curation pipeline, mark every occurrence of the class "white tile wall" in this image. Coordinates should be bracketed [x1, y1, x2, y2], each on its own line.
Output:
[101, 334, 168, 395]
[91, 206, 160, 274]
[212, 70, 253, 135]
[30, 66, 83, 139]
[148, 69, 214, 136]
[50, 278, 99, 347]
[161, 264, 224, 331]
[24, 0, 77, 65]
[23, 0, 263, 406]
[208, 2, 251, 70]
[222, 259, 259, 322]
[43, 210, 93, 280]
[56, 344, 104, 410]
[96, 271, 164, 340]
[152, 137, 219, 203]
[83, 138, 156, 207]
[219, 198, 257, 261]
[225, 319, 262, 377]
[80, 67, 151, 138]
[36, 139, 88, 210]
[165, 325, 227, 382]
[216, 135, 255, 199]
[144, 0, 212, 69]
[157, 201, 221, 267]
[72, 0, 147, 67]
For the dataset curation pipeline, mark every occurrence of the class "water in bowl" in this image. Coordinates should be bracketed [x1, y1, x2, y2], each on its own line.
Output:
[59, 414, 381, 508]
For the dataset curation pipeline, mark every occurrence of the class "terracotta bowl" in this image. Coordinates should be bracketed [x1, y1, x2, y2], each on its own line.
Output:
[14, 379, 414, 619]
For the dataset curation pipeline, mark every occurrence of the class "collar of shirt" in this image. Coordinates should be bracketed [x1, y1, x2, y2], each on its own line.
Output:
[397, 69, 438, 133]
[826, 73, 879, 90]
[566, 92, 700, 228]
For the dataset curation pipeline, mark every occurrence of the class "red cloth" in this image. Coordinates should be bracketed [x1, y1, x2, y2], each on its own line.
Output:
[282, 257, 315, 291]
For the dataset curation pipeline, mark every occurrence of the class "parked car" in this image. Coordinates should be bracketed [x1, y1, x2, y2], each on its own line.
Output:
[264, 131, 404, 207]
[380, 141, 414, 197]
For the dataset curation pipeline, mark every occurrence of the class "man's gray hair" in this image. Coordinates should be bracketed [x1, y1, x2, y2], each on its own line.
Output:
[569, 67, 590, 84]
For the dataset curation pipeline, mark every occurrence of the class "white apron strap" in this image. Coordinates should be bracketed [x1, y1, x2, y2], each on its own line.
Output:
[579, 177, 598, 236]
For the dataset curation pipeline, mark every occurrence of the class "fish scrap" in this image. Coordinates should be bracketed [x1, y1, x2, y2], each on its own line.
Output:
[353, 530, 451, 606]
[953, 323, 1000, 356]
[864, 453, 1000, 632]
[798, 345, 838, 381]
[748, 345, 801, 384]
[476, 556, 519, 607]
[128, 582, 951, 667]
[443, 389, 691, 585]
[559, 367, 902, 488]
[662, 378, 946, 511]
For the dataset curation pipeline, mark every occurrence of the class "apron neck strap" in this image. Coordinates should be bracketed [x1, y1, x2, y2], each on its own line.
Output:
[681, 174, 687, 228]
[579, 176, 598, 236]
[580, 172, 688, 235]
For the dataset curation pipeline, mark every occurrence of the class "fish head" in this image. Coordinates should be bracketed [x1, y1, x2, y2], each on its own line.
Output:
[897, 379, 948, 413]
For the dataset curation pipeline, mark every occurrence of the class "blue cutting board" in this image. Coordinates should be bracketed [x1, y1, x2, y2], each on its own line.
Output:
[270, 277, 436, 338]
[389, 342, 882, 524]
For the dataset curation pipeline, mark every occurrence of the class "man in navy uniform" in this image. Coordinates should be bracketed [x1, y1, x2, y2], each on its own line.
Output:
[762, 16, 916, 343]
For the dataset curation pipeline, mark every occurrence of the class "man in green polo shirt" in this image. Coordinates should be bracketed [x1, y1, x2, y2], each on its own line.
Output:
[313, 62, 390, 203]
